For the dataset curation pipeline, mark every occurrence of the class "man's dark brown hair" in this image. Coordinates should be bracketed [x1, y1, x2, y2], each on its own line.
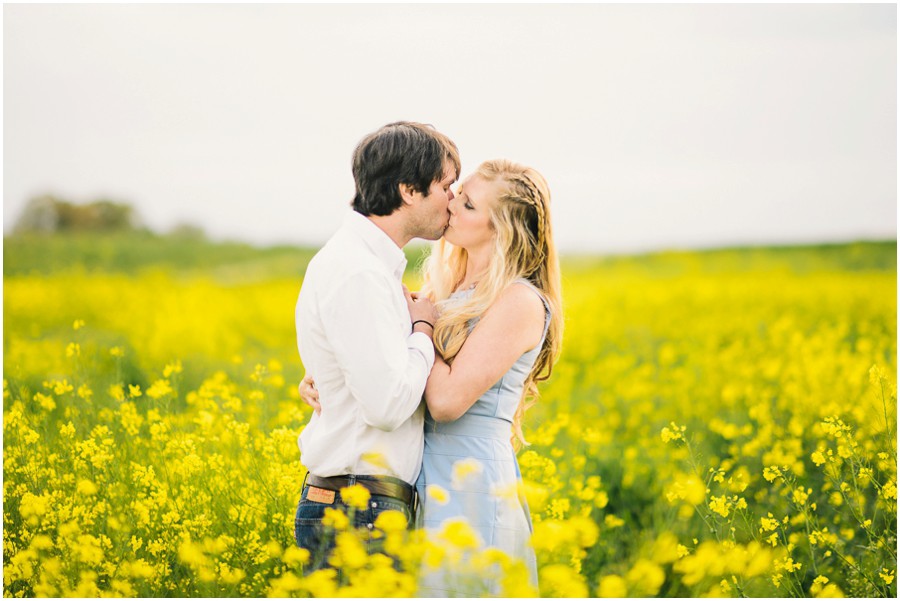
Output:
[351, 122, 460, 216]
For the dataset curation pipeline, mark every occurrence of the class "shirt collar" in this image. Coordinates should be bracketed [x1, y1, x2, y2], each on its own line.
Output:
[344, 210, 408, 280]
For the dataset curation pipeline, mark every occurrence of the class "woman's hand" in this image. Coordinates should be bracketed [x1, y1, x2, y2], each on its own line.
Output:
[404, 285, 438, 336]
[298, 373, 321, 415]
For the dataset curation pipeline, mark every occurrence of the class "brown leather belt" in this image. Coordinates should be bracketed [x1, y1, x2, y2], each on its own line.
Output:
[306, 474, 415, 506]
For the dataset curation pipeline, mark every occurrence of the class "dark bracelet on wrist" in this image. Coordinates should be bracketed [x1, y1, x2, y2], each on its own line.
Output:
[411, 319, 434, 332]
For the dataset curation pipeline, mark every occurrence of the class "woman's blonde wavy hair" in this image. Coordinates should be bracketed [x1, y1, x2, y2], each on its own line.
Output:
[421, 159, 563, 448]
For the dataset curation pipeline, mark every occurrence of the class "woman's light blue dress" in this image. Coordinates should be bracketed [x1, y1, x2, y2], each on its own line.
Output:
[415, 279, 550, 597]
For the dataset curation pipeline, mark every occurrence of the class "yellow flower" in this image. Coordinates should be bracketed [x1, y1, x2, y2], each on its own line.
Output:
[815, 584, 845, 598]
[777, 556, 802, 573]
[66, 342, 81, 357]
[73, 319, 85, 330]
[108, 384, 125, 402]
[548, 497, 570, 519]
[75, 534, 104, 565]
[163, 360, 183, 377]
[521, 479, 550, 512]
[77, 479, 98, 496]
[329, 532, 367, 569]
[33, 392, 56, 411]
[373, 509, 408, 533]
[604, 514, 625, 528]
[811, 451, 826, 466]
[626, 559, 666, 596]
[598, 574, 627, 598]
[178, 539, 206, 567]
[709, 495, 730, 518]
[879, 568, 895, 585]
[128, 384, 142, 397]
[23, 428, 40, 445]
[110, 346, 124, 357]
[760, 515, 780, 532]
[19, 493, 51, 522]
[322, 507, 349, 530]
[298, 568, 338, 597]
[792, 488, 810, 505]
[360, 451, 389, 469]
[451, 457, 484, 487]
[339, 483, 371, 510]
[439, 518, 480, 549]
[146, 379, 173, 399]
[763, 466, 782, 482]
[46, 379, 73, 395]
[869, 364, 886, 386]
[29, 535, 53, 551]
[661, 423, 686, 444]
[282, 545, 310, 568]
[540, 564, 588, 597]
[126, 559, 154, 580]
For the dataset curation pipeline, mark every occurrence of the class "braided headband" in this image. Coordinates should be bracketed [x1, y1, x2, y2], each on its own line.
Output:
[512, 171, 548, 251]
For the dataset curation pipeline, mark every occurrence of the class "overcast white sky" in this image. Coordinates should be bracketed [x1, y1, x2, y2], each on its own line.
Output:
[3, 2, 896, 253]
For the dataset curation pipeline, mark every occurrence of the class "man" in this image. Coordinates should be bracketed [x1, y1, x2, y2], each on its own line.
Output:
[293, 122, 460, 569]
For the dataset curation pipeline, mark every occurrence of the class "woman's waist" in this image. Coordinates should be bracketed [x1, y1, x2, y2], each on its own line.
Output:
[424, 412, 513, 440]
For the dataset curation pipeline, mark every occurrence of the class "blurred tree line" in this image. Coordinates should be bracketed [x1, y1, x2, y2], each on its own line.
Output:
[4, 194, 320, 277]
[13, 195, 142, 234]
[10, 194, 205, 239]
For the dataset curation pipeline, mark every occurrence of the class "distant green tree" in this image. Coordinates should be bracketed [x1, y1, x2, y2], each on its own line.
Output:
[12, 195, 144, 234]
[168, 223, 208, 241]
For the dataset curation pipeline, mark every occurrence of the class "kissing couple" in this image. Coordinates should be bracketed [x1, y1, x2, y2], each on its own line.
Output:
[293, 121, 562, 596]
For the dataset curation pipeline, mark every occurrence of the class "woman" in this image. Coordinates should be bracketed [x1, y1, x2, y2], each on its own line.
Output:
[301, 159, 562, 595]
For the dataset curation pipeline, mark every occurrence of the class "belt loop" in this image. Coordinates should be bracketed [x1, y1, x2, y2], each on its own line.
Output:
[301, 470, 309, 489]
[348, 474, 357, 486]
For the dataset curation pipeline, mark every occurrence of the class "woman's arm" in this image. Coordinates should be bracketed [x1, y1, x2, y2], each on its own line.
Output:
[426, 283, 546, 422]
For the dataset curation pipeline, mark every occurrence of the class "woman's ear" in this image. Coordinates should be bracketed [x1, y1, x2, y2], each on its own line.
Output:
[398, 183, 417, 206]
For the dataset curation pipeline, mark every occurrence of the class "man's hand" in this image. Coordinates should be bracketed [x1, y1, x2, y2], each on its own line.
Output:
[298, 373, 321, 415]
[403, 285, 438, 336]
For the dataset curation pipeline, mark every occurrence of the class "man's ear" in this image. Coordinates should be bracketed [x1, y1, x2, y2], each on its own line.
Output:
[398, 183, 417, 206]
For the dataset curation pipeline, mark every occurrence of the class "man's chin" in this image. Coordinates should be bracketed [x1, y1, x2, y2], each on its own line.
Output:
[416, 230, 445, 242]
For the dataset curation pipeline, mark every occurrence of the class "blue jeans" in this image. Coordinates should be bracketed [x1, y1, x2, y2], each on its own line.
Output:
[294, 479, 414, 572]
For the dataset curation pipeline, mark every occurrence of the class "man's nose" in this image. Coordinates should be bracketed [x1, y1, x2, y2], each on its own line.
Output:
[447, 188, 455, 201]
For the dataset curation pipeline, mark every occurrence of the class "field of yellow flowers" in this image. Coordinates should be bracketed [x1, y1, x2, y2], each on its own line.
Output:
[3, 235, 896, 597]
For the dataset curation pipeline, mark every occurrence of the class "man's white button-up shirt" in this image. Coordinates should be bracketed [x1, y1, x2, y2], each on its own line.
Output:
[295, 210, 434, 485]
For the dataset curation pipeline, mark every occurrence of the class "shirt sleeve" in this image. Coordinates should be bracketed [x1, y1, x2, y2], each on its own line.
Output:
[319, 269, 434, 431]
